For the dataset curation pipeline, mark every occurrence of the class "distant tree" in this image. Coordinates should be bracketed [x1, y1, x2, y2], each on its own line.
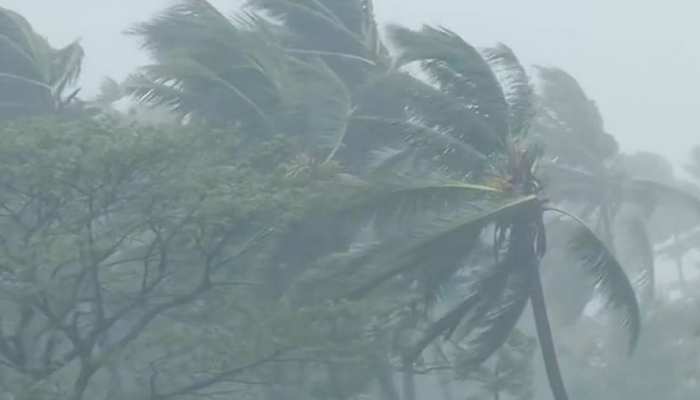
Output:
[534, 68, 700, 311]
[561, 296, 700, 400]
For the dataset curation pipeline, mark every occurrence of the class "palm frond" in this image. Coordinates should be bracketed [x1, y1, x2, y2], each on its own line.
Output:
[340, 192, 536, 307]
[0, 7, 82, 116]
[127, 55, 275, 128]
[619, 217, 655, 304]
[556, 210, 641, 353]
[284, 56, 354, 159]
[377, 72, 504, 156]
[247, 0, 381, 58]
[539, 219, 595, 327]
[0, 6, 51, 81]
[279, 179, 536, 304]
[406, 255, 517, 362]
[50, 40, 84, 101]
[126, 3, 290, 128]
[450, 255, 531, 368]
[0, 31, 40, 78]
[481, 43, 534, 136]
[624, 178, 700, 217]
[122, 71, 192, 114]
[388, 25, 509, 142]
[533, 66, 618, 165]
[351, 114, 488, 174]
[126, 0, 234, 55]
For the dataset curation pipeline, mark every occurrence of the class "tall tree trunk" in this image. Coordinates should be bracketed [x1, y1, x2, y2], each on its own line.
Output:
[72, 362, 96, 400]
[673, 236, 687, 293]
[676, 256, 687, 291]
[375, 359, 401, 400]
[529, 261, 569, 400]
[106, 362, 124, 400]
[438, 376, 454, 400]
[433, 347, 454, 400]
[493, 362, 500, 400]
[600, 206, 616, 253]
[264, 365, 286, 400]
[401, 358, 416, 400]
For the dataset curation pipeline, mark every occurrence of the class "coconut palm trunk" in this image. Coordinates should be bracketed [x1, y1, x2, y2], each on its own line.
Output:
[512, 213, 570, 400]
[530, 260, 570, 400]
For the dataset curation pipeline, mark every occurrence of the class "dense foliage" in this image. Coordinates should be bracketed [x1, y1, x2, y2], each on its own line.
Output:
[2, 1, 700, 400]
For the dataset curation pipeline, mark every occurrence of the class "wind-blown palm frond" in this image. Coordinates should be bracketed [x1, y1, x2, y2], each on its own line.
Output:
[127, 0, 364, 149]
[388, 25, 509, 143]
[623, 178, 700, 217]
[127, 54, 276, 128]
[0, 7, 84, 117]
[619, 217, 655, 304]
[126, 2, 288, 128]
[286, 56, 354, 159]
[481, 43, 534, 136]
[344, 192, 537, 299]
[539, 219, 595, 327]
[533, 66, 618, 167]
[370, 72, 504, 157]
[246, 0, 387, 72]
[50, 40, 84, 104]
[408, 251, 530, 365]
[280, 177, 538, 302]
[564, 218, 641, 352]
[353, 115, 487, 164]
[451, 261, 531, 368]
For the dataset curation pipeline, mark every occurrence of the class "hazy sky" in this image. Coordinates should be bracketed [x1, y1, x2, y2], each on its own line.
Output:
[4, 0, 699, 172]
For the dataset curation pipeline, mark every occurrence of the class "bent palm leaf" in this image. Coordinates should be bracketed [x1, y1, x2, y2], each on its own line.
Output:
[126, 2, 287, 128]
[283, 181, 537, 303]
[388, 25, 509, 143]
[0, 7, 84, 117]
[481, 43, 534, 136]
[564, 218, 641, 352]
[619, 216, 655, 305]
[246, 0, 388, 81]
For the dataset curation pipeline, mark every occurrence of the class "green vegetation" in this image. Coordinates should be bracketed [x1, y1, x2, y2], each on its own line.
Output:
[1, 1, 700, 400]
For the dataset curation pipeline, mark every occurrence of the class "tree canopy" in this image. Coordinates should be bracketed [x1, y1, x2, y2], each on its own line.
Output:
[2, 2, 700, 400]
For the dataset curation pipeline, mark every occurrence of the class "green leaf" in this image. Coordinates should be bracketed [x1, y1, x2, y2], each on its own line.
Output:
[388, 24, 509, 142]
[481, 43, 534, 136]
[564, 217, 641, 353]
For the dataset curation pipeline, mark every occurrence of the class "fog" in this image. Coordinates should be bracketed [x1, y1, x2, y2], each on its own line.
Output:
[2, 1, 700, 399]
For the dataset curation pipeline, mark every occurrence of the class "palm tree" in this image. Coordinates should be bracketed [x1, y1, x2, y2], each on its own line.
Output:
[125, 0, 490, 177]
[0, 7, 84, 118]
[534, 68, 700, 309]
[121, 2, 691, 399]
[656, 229, 700, 292]
[277, 24, 644, 400]
[125, 0, 391, 161]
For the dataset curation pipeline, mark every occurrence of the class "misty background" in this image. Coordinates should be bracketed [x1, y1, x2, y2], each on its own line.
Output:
[4, 1, 700, 399]
[3, 0, 698, 173]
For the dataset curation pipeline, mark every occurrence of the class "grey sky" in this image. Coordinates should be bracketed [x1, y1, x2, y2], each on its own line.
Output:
[4, 0, 698, 172]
